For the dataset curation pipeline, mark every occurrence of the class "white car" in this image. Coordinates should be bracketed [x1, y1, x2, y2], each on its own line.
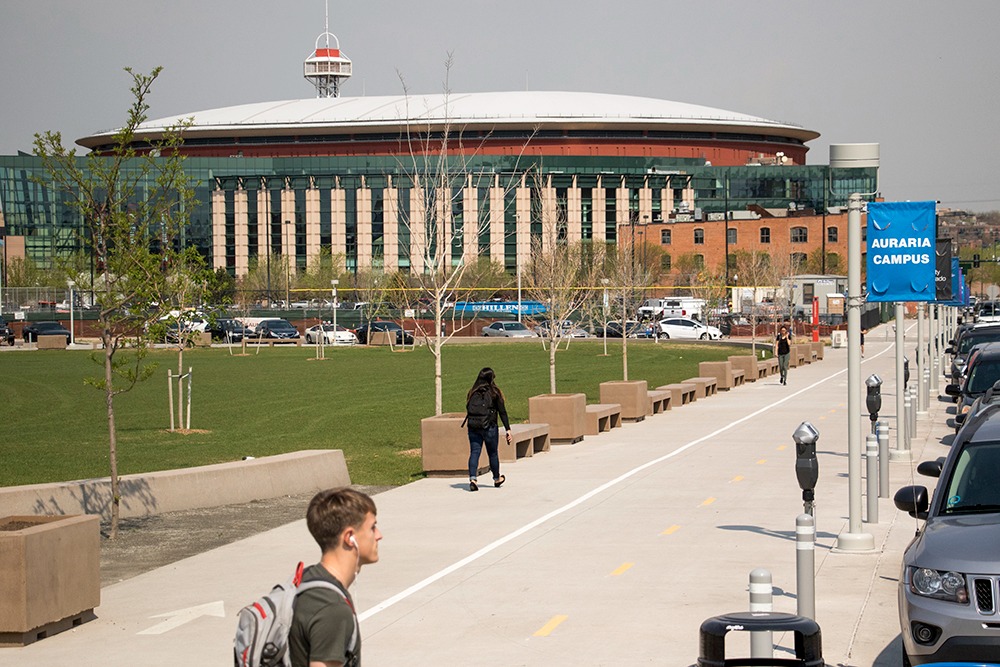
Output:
[482, 321, 537, 338]
[656, 316, 723, 340]
[305, 324, 358, 346]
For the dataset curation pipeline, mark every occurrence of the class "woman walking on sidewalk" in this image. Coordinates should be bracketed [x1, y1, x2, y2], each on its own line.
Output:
[775, 325, 792, 385]
[463, 367, 512, 492]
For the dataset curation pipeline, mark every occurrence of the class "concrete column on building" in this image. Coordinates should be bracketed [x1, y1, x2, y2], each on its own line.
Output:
[330, 185, 347, 262]
[356, 182, 372, 271]
[409, 186, 425, 275]
[616, 184, 629, 230]
[463, 180, 478, 266]
[567, 182, 582, 243]
[383, 185, 399, 272]
[281, 186, 296, 268]
[234, 189, 249, 278]
[663, 185, 674, 216]
[592, 185, 607, 244]
[516, 181, 531, 266]
[305, 186, 321, 272]
[639, 186, 653, 224]
[211, 188, 226, 272]
[682, 185, 695, 211]
[489, 181, 504, 263]
[541, 182, 557, 254]
[258, 188, 270, 260]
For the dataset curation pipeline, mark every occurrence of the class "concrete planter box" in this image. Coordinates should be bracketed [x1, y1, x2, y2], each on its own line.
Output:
[809, 341, 825, 360]
[528, 393, 586, 444]
[421, 413, 487, 476]
[599, 380, 649, 421]
[0, 515, 100, 646]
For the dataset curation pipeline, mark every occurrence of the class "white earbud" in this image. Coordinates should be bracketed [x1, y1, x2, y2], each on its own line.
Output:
[349, 536, 358, 548]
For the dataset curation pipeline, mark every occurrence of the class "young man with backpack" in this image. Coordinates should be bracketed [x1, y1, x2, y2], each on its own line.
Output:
[463, 367, 512, 492]
[289, 488, 382, 667]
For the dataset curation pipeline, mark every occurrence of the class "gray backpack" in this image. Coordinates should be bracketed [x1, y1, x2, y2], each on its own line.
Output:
[234, 562, 358, 667]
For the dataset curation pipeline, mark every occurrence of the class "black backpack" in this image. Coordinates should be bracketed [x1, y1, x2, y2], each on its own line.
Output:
[463, 386, 494, 431]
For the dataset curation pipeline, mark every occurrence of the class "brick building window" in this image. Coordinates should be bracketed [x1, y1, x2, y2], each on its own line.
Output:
[694, 254, 705, 269]
[694, 228, 704, 245]
[827, 226, 838, 243]
[760, 227, 771, 244]
[790, 252, 808, 267]
[727, 228, 737, 245]
[661, 254, 672, 270]
[661, 228, 671, 244]
[791, 226, 808, 243]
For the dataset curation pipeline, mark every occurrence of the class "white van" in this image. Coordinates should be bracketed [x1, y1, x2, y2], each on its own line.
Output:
[637, 298, 705, 321]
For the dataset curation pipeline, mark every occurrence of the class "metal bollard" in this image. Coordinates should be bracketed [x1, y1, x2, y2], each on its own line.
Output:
[909, 385, 918, 440]
[865, 435, 879, 523]
[796, 514, 816, 620]
[903, 390, 912, 447]
[921, 365, 930, 412]
[877, 421, 889, 497]
[749, 568, 773, 659]
[931, 353, 940, 393]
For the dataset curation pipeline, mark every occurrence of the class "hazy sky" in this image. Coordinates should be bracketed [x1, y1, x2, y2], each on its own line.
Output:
[3, 1, 999, 210]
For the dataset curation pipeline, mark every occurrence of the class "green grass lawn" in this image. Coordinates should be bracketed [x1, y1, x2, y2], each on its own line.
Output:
[1, 340, 752, 487]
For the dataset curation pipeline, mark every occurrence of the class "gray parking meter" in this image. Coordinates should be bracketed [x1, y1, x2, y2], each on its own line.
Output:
[793, 422, 819, 516]
[866, 374, 883, 434]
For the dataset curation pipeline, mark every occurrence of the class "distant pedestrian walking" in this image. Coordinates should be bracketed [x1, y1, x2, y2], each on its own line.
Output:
[463, 367, 512, 492]
[775, 325, 792, 385]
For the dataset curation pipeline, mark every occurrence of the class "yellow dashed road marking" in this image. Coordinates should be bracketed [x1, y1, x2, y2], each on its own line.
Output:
[611, 562, 634, 576]
[776, 445, 787, 451]
[700, 497, 716, 507]
[756, 459, 767, 465]
[661, 524, 681, 535]
[534, 615, 569, 637]
[730, 475, 744, 483]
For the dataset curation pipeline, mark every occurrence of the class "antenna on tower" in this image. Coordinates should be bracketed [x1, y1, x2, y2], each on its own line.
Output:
[303, 0, 352, 98]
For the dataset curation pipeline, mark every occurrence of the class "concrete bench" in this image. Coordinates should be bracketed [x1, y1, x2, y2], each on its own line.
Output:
[249, 337, 303, 347]
[698, 361, 745, 391]
[789, 344, 809, 367]
[36, 334, 68, 350]
[728, 355, 764, 382]
[421, 413, 550, 475]
[761, 358, 780, 376]
[658, 383, 697, 406]
[584, 403, 622, 435]
[529, 393, 586, 445]
[600, 380, 650, 422]
[647, 390, 672, 415]
[505, 423, 551, 461]
[684, 377, 718, 399]
[809, 341, 825, 360]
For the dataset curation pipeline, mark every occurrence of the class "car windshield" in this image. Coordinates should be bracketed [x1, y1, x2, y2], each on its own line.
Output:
[375, 322, 400, 330]
[942, 441, 1000, 514]
[961, 332, 1000, 354]
[270, 322, 295, 330]
[505, 323, 528, 330]
[967, 360, 1000, 394]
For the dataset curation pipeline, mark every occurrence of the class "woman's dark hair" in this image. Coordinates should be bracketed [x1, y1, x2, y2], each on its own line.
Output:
[468, 367, 503, 401]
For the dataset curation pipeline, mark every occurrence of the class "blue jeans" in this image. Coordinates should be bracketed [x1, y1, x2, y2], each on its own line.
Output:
[468, 425, 501, 480]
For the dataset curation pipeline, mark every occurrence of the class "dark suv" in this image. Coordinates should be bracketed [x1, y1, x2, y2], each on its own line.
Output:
[948, 325, 1000, 384]
[0, 319, 14, 346]
[894, 408, 1000, 665]
[947, 342, 1000, 432]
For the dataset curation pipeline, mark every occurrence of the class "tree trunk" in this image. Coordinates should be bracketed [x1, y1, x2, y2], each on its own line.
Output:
[621, 291, 629, 381]
[433, 307, 443, 415]
[103, 329, 120, 539]
[549, 336, 557, 394]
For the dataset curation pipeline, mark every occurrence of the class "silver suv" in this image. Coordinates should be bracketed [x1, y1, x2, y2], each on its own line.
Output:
[894, 411, 1000, 665]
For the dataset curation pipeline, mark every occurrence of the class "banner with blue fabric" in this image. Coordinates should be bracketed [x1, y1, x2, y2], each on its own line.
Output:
[866, 201, 937, 302]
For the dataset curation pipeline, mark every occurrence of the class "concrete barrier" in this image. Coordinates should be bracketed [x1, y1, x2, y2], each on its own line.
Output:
[36, 335, 67, 350]
[584, 403, 621, 434]
[0, 450, 351, 521]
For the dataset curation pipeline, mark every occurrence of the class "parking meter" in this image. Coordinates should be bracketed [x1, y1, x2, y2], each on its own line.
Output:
[903, 356, 910, 389]
[866, 374, 883, 434]
[792, 422, 820, 516]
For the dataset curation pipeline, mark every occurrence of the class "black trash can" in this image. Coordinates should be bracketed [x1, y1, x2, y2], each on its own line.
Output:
[697, 611, 822, 667]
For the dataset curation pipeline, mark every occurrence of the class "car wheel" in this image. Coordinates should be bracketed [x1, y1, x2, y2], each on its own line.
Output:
[658, 332, 669, 340]
[699, 333, 709, 340]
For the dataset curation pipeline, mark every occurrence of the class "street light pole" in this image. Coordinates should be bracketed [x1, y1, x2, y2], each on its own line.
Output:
[68, 279, 75, 345]
[284, 220, 292, 310]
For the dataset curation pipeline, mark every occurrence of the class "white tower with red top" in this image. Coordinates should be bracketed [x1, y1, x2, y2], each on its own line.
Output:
[303, 3, 351, 98]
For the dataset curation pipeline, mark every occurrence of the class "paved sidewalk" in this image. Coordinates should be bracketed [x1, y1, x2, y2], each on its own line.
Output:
[5, 324, 952, 667]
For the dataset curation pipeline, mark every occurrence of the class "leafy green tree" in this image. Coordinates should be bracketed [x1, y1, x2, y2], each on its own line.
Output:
[33, 67, 195, 537]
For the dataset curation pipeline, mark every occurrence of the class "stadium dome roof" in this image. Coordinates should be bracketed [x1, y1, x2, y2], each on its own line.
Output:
[77, 90, 819, 148]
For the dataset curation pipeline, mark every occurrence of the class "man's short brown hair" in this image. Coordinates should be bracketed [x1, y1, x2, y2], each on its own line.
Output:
[306, 487, 377, 551]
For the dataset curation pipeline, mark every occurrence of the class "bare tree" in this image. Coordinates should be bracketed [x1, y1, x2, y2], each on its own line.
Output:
[33, 67, 195, 537]
[732, 249, 774, 355]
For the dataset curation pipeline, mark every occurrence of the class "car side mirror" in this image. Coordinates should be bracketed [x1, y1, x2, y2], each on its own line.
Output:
[916, 459, 943, 478]
[945, 347, 955, 355]
[945, 384, 961, 397]
[955, 413, 966, 425]
[894, 485, 929, 519]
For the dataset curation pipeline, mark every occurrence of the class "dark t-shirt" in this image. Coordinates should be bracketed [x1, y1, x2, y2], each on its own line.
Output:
[289, 564, 359, 667]
[775, 333, 792, 356]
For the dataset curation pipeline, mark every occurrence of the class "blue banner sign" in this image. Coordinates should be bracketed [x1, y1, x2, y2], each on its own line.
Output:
[866, 201, 937, 302]
[453, 300, 548, 316]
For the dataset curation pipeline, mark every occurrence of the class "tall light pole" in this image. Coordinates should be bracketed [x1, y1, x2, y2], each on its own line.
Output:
[830, 143, 879, 552]
[284, 220, 292, 310]
[67, 279, 75, 345]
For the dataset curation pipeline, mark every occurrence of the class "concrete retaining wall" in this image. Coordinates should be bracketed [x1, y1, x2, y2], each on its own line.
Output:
[0, 450, 351, 521]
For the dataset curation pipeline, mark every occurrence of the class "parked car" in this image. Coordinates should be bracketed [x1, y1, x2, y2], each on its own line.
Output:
[210, 318, 252, 343]
[355, 321, 414, 345]
[533, 320, 590, 338]
[22, 321, 71, 344]
[656, 316, 724, 340]
[305, 324, 358, 346]
[947, 342, 1000, 432]
[0, 319, 14, 346]
[482, 321, 537, 338]
[948, 325, 1000, 383]
[955, 379, 1000, 438]
[255, 319, 300, 340]
[894, 407, 1000, 666]
[593, 320, 644, 338]
[975, 299, 1000, 325]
